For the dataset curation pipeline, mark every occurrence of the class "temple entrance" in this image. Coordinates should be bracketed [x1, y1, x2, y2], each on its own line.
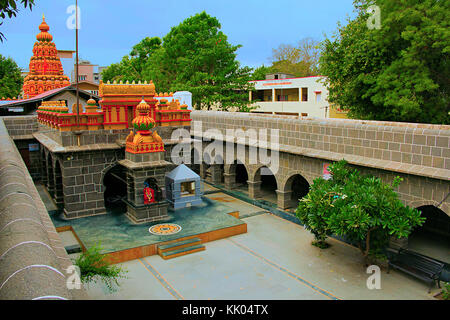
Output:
[103, 165, 127, 211]
[408, 206, 450, 264]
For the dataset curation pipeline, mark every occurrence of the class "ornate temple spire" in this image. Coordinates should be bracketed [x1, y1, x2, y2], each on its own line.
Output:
[22, 16, 70, 98]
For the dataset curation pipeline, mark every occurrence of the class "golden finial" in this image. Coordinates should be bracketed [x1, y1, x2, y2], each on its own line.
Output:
[43, 13, 45, 20]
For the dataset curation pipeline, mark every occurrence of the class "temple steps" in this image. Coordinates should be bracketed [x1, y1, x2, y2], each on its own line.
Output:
[157, 237, 205, 260]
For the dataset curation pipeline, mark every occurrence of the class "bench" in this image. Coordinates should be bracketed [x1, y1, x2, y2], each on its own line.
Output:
[387, 248, 444, 292]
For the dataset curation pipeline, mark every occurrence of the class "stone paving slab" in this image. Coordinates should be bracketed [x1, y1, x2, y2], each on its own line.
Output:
[82, 212, 437, 300]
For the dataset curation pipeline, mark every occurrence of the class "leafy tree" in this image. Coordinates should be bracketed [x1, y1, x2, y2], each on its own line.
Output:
[0, 54, 23, 98]
[101, 37, 162, 82]
[296, 160, 425, 263]
[0, 0, 35, 41]
[155, 11, 253, 111]
[73, 242, 127, 293]
[319, 0, 450, 124]
[103, 12, 254, 111]
[251, 65, 273, 80]
[270, 38, 320, 77]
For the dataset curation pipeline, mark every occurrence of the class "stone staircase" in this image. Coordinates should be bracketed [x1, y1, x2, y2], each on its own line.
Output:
[157, 237, 205, 260]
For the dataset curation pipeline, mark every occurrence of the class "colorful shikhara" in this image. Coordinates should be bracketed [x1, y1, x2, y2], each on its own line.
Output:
[22, 15, 70, 98]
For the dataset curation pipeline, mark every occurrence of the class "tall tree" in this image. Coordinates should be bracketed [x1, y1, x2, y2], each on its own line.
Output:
[270, 37, 320, 77]
[0, 54, 23, 99]
[156, 11, 253, 110]
[319, 0, 450, 124]
[101, 37, 162, 82]
[251, 65, 273, 81]
[0, 0, 35, 41]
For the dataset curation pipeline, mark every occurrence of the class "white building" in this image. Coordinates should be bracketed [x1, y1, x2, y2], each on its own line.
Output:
[249, 74, 334, 118]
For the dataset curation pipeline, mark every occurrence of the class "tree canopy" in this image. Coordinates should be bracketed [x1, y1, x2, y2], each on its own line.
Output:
[0, 54, 23, 99]
[296, 160, 425, 262]
[102, 12, 253, 111]
[319, 0, 450, 124]
[269, 38, 320, 77]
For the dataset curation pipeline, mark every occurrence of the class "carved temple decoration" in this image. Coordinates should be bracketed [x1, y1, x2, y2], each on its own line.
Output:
[37, 81, 191, 132]
[22, 15, 70, 99]
[126, 99, 164, 154]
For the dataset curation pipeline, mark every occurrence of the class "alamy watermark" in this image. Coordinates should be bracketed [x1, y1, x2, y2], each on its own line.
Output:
[170, 121, 280, 175]
[66, 5, 81, 30]
[366, 5, 381, 30]
[366, 265, 381, 290]
[66, 265, 81, 290]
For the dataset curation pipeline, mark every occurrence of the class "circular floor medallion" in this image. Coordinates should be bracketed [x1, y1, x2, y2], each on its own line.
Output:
[149, 223, 182, 235]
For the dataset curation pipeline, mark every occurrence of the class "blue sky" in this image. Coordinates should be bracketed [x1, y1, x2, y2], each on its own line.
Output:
[0, 0, 356, 76]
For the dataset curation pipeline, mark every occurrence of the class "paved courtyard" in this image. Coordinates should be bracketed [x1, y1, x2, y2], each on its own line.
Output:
[69, 211, 437, 300]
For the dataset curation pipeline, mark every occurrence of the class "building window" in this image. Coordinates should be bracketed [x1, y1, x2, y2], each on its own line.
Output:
[274, 75, 279, 79]
[301, 88, 308, 101]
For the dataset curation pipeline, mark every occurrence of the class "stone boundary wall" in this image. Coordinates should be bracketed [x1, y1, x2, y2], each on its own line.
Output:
[0, 118, 87, 299]
[191, 111, 450, 181]
[2, 115, 38, 139]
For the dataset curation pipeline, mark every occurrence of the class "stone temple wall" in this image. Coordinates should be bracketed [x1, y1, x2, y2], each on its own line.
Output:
[0, 117, 87, 299]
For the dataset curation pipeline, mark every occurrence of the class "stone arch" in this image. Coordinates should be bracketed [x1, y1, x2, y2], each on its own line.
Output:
[409, 199, 450, 217]
[102, 163, 127, 210]
[408, 205, 450, 263]
[278, 171, 311, 209]
[99, 161, 121, 192]
[249, 165, 279, 203]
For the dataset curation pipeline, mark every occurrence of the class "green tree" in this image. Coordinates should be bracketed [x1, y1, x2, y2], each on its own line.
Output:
[101, 37, 162, 82]
[0, 0, 35, 41]
[251, 65, 273, 80]
[319, 0, 450, 124]
[0, 54, 23, 98]
[296, 160, 425, 263]
[154, 11, 253, 111]
[270, 38, 320, 77]
[73, 243, 127, 293]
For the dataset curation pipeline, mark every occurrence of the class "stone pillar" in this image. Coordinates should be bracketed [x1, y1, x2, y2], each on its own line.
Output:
[41, 156, 48, 186]
[209, 164, 223, 184]
[276, 190, 294, 210]
[54, 170, 64, 209]
[248, 180, 262, 199]
[199, 163, 208, 180]
[224, 172, 236, 189]
[46, 162, 55, 197]
[272, 88, 275, 102]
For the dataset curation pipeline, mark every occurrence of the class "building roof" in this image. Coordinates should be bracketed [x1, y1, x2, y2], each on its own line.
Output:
[0, 85, 99, 109]
[249, 75, 324, 83]
[166, 164, 200, 182]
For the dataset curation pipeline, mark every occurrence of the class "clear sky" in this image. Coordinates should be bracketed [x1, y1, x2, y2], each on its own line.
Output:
[0, 0, 356, 77]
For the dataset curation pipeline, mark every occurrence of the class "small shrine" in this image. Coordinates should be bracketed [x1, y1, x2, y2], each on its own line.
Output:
[22, 15, 70, 98]
[165, 164, 203, 210]
[118, 99, 171, 224]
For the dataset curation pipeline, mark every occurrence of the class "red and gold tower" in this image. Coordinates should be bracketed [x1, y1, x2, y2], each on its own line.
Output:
[22, 15, 70, 98]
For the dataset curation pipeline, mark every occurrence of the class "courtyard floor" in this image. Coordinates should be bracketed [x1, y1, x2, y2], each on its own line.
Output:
[66, 212, 437, 300]
[40, 182, 440, 300]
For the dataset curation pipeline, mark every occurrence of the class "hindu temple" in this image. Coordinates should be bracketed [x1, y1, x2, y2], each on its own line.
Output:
[22, 15, 70, 99]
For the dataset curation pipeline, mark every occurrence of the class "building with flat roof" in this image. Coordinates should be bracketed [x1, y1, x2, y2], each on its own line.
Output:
[249, 74, 347, 119]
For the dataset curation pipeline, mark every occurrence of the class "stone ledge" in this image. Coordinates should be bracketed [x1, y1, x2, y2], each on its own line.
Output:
[33, 132, 122, 153]
[118, 159, 172, 170]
